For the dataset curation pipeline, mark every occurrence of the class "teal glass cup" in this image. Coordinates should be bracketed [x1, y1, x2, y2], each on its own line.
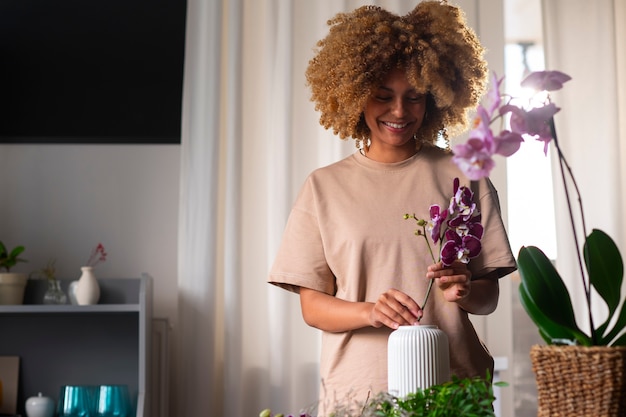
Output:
[94, 385, 132, 417]
[57, 385, 94, 417]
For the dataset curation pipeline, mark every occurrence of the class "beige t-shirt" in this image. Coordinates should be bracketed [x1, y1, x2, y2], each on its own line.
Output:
[269, 146, 517, 414]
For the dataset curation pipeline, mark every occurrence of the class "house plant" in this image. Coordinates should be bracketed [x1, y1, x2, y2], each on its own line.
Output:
[260, 372, 504, 417]
[0, 241, 28, 305]
[452, 70, 626, 415]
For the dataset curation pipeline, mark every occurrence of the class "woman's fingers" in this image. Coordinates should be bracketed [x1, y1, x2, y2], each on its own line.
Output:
[426, 261, 472, 302]
[370, 288, 422, 329]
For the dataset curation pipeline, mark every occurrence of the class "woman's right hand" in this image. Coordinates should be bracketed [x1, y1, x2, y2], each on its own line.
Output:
[369, 288, 422, 329]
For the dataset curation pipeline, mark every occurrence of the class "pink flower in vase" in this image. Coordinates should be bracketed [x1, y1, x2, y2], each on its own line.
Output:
[86, 243, 107, 268]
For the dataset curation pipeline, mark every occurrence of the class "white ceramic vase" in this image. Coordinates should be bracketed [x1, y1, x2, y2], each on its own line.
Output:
[387, 325, 450, 397]
[73, 266, 100, 305]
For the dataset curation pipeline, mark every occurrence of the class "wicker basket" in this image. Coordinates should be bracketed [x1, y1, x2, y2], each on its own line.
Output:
[530, 344, 626, 416]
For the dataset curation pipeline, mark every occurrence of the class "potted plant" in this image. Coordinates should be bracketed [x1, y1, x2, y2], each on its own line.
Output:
[0, 241, 28, 305]
[451, 70, 626, 415]
[260, 372, 504, 417]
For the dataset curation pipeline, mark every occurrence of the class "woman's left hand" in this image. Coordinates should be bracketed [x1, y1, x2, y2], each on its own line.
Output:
[426, 261, 471, 303]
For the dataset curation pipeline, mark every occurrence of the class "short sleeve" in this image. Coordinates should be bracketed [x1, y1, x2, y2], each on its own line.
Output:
[268, 176, 336, 295]
[468, 178, 518, 279]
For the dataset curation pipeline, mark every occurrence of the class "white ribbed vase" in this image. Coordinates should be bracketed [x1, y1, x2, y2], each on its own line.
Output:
[387, 325, 450, 397]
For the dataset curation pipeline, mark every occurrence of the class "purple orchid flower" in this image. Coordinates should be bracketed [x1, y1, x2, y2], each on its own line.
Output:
[452, 100, 523, 180]
[449, 178, 477, 220]
[405, 177, 483, 312]
[470, 105, 496, 142]
[452, 70, 572, 180]
[451, 218, 484, 240]
[452, 138, 497, 180]
[428, 204, 448, 244]
[494, 130, 524, 157]
[439, 180, 483, 266]
[440, 229, 482, 266]
[521, 70, 571, 92]
[504, 102, 560, 154]
[484, 72, 505, 115]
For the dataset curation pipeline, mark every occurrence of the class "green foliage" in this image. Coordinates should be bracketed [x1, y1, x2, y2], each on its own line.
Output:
[0, 241, 27, 272]
[261, 373, 505, 417]
[517, 246, 591, 346]
[361, 374, 503, 417]
[518, 229, 626, 346]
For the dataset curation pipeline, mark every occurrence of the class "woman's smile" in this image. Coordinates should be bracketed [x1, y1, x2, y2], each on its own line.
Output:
[363, 68, 426, 162]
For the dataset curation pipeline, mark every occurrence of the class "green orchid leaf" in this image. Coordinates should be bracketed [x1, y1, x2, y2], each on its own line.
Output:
[518, 284, 560, 343]
[518, 246, 586, 335]
[518, 279, 589, 345]
[608, 331, 626, 347]
[538, 328, 557, 345]
[599, 300, 626, 345]
[584, 229, 624, 336]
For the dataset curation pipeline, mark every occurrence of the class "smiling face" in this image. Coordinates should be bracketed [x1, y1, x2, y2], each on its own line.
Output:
[363, 68, 427, 162]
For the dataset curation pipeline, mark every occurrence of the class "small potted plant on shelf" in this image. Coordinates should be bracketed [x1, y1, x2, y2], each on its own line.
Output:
[0, 241, 28, 305]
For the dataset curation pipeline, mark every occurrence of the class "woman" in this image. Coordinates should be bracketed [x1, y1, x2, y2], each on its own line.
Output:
[268, 1, 517, 414]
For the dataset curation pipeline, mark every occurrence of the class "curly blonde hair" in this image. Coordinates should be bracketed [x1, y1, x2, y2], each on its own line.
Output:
[305, 1, 488, 148]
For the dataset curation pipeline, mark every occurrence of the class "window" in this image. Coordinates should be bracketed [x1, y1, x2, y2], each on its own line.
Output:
[504, 6, 557, 260]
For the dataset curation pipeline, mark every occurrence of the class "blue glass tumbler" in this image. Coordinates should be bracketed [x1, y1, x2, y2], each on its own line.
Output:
[94, 385, 132, 417]
[57, 385, 94, 417]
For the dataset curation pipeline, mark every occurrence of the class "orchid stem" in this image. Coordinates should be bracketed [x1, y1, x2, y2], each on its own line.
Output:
[550, 117, 596, 343]
[419, 280, 434, 319]
[419, 223, 437, 264]
[417, 222, 438, 320]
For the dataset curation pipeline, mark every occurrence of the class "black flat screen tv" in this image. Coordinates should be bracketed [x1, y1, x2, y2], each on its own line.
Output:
[0, 0, 187, 144]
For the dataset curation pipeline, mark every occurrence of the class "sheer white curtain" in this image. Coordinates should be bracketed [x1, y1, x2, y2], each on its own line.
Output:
[541, 0, 626, 330]
[176, 1, 490, 416]
[176, 1, 354, 415]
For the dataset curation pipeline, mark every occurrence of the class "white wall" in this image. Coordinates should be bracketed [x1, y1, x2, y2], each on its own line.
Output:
[0, 144, 180, 322]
